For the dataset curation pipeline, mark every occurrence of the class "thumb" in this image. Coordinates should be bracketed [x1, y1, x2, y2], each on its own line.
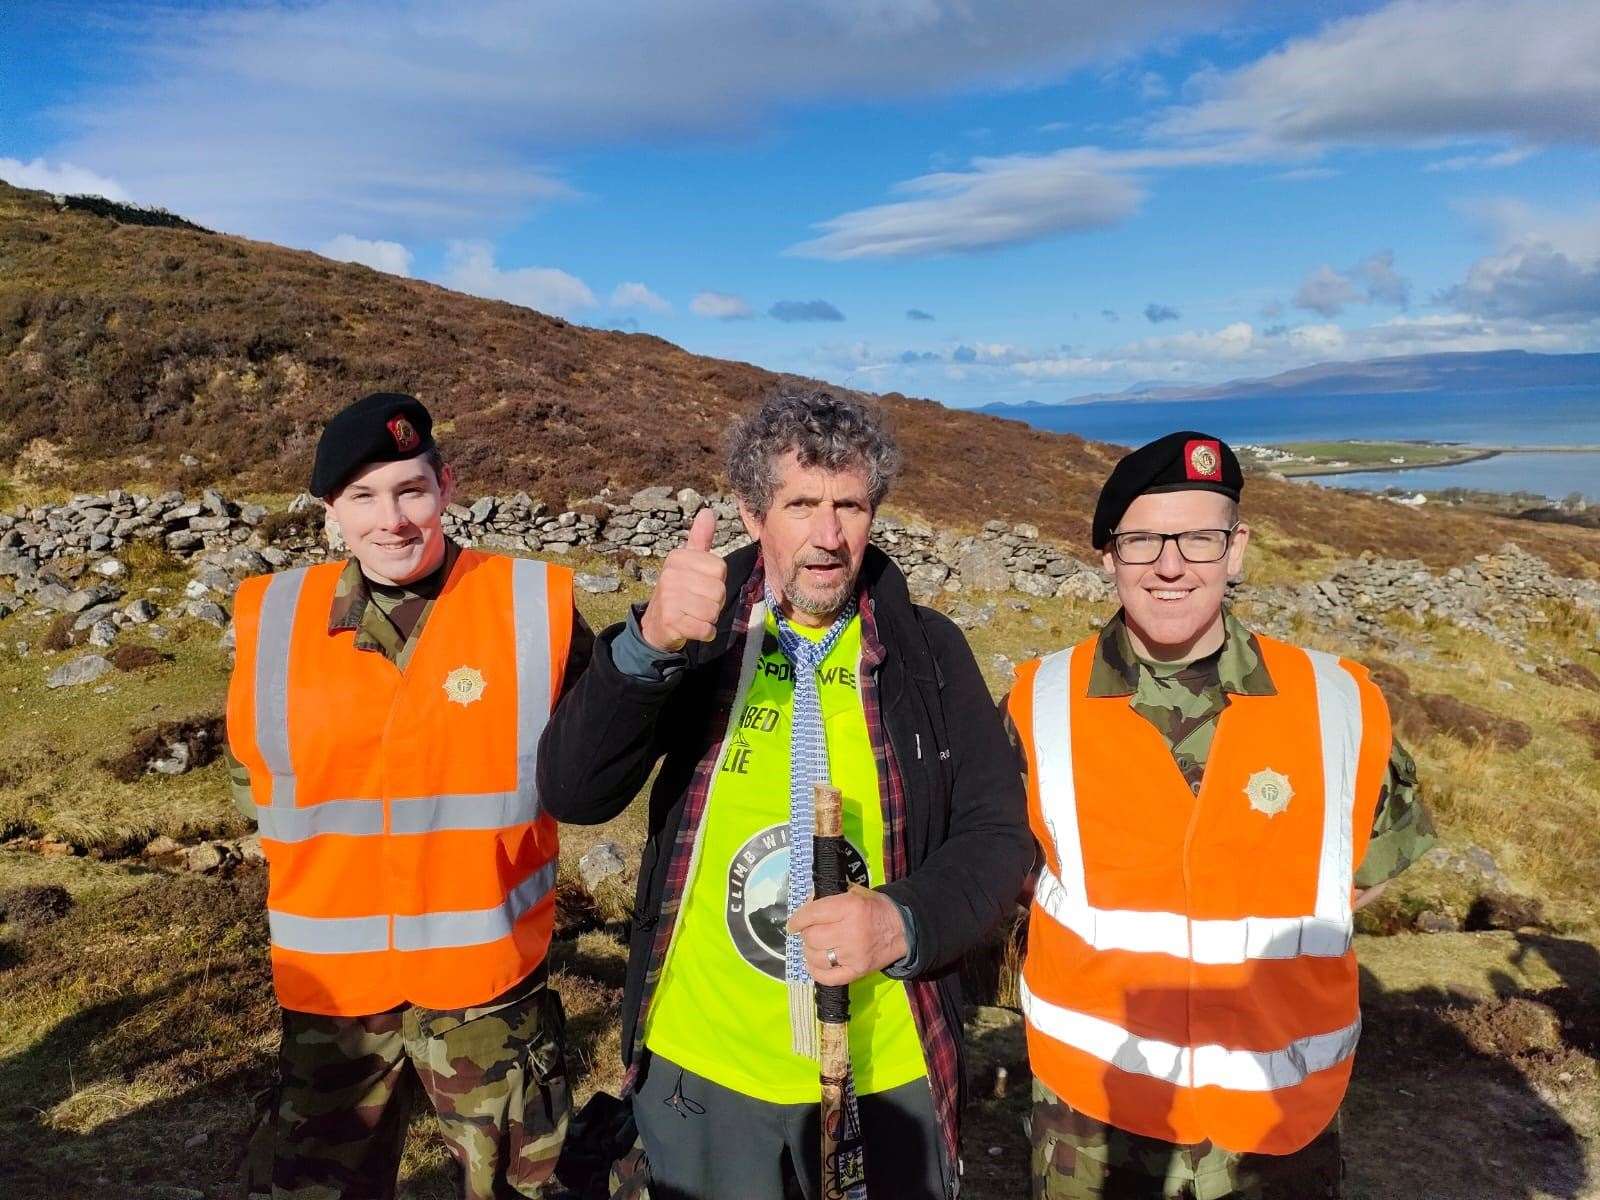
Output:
[686, 507, 717, 553]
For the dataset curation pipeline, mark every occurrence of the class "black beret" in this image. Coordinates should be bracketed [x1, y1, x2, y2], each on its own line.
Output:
[1091, 430, 1243, 550]
[310, 392, 436, 498]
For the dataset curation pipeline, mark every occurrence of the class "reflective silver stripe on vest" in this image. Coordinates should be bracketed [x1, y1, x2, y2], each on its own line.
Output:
[390, 790, 528, 835]
[1034, 865, 1353, 962]
[510, 557, 552, 820]
[1307, 650, 1361, 929]
[267, 909, 389, 955]
[1030, 648, 1084, 898]
[255, 798, 386, 842]
[392, 859, 558, 951]
[253, 567, 311, 809]
[1028, 641, 1363, 964]
[1020, 976, 1362, 1092]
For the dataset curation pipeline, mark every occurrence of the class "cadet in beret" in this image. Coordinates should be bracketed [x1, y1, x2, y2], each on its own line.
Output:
[224, 392, 594, 1198]
[1004, 431, 1435, 1199]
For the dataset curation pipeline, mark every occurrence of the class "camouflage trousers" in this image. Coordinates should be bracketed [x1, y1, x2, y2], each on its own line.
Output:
[249, 970, 571, 1200]
[1027, 1079, 1342, 1200]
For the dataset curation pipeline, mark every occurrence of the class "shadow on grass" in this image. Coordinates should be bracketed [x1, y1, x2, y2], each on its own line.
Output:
[0, 978, 270, 1199]
[1347, 943, 1594, 1200]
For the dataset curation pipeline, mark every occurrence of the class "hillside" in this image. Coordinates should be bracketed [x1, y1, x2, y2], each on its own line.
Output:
[3, 181, 1599, 574]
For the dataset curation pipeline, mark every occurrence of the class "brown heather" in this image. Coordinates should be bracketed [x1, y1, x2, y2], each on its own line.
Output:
[2, 181, 1599, 574]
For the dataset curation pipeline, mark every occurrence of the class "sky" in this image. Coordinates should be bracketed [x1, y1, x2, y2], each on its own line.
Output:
[3, 0, 1598, 408]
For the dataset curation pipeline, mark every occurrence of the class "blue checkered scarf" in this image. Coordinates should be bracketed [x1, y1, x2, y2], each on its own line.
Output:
[767, 584, 857, 1056]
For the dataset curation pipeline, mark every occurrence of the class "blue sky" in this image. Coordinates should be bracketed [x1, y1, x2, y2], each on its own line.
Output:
[4, 0, 1598, 408]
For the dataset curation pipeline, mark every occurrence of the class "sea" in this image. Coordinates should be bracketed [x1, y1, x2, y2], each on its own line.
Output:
[983, 385, 1600, 502]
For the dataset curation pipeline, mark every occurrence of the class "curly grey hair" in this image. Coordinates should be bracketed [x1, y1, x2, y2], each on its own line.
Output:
[725, 387, 901, 516]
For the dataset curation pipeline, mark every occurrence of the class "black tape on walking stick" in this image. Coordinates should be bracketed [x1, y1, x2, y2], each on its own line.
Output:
[814, 834, 848, 899]
[816, 981, 849, 1024]
[813, 832, 851, 1024]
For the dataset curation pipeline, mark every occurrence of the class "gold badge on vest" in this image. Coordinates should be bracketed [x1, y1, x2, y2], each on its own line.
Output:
[442, 665, 487, 707]
[1244, 768, 1293, 816]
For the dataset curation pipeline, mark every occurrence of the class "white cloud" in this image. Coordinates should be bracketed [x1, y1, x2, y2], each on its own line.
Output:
[690, 291, 754, 320]
[610, 282, 672, 314]
[1437, 201, 1600, 322]
[44, 0, 1238, 241]
[1294, 266, 1362, 317]
[1442, 243, 1600, 321]
[1158, 0, 1600, 147]
[318, 234, 413, 276]
[0, 157, 129, 201]
[440, 241, 596, 316]
[793, 1, 1596, 262]
[1354, 250, 1410, 307]
[788, 148, 1144, 259]
[1294, 251, 1410, 316]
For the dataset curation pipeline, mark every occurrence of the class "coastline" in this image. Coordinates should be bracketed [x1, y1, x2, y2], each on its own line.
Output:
[1287, 443, 1600, 480]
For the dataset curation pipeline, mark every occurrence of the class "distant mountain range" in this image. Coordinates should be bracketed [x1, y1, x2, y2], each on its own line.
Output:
[984, 350, 1600, 411]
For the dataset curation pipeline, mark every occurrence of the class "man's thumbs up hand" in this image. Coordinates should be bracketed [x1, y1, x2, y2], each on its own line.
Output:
[685, 506, 716, 552]
[639, 508, 729, 652]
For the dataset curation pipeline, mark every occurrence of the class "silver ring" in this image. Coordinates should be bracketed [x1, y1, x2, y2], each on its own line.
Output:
[825, 947, 839, 969]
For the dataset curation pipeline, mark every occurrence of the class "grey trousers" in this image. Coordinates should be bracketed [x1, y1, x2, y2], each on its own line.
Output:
[633, 1051, 952, 1200]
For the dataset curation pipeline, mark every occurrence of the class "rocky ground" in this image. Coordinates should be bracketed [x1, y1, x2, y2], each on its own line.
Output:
[2, 487, 1599, 1199]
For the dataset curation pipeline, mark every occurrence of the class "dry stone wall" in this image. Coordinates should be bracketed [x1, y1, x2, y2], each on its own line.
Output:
[3, 488, 1596, 672]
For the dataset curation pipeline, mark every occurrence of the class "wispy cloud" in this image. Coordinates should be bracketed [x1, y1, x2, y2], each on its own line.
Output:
[906, 308, 936, 321]
[1156, 0, 1600, 147]
[788, 148, 1144, 259]
[440, 241, 595, 316]
[1424, 147, 1537, 172]
[610, 282, 672, 314]
[690, 291, 754, 320]
[1144, 302, 1180, 323]
[797, 1, 1585, 262]
[1273, 167, 1341, 182]
[43, 0, 1240, 243]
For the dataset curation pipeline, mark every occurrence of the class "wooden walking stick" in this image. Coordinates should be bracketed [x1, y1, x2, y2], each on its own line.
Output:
[813, 782, 869, 1200]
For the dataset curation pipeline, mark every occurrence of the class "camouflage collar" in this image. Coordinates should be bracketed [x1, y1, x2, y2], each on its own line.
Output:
[1087, 607, 1276, 698]
[327, 539, 461, 634]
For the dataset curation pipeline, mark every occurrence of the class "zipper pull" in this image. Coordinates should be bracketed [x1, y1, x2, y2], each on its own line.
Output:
[915, 732, 922, 759]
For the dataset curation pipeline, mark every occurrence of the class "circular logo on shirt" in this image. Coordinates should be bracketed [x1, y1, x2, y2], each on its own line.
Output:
[726, 823, 869, 980]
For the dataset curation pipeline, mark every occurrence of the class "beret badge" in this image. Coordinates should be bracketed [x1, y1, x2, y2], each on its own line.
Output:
[1185, 439, 1221, 481]
[388, 415, 421, 454]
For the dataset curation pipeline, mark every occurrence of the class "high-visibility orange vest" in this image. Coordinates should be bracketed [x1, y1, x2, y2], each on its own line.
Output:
[1009, 632, 1391, 1154]
[226, 549, 574, 1016]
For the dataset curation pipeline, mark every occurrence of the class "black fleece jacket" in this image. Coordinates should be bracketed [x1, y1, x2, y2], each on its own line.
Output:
[536, 542, 1033, 1076]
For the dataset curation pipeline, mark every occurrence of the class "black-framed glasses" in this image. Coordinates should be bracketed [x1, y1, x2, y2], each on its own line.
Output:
[1109, 525, 1238, 565]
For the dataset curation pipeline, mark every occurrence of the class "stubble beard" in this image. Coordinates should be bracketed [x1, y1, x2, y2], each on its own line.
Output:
[783, 553, 856, 620]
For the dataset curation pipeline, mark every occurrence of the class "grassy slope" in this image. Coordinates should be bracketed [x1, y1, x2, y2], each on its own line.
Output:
[4, 536, 1599, 1197]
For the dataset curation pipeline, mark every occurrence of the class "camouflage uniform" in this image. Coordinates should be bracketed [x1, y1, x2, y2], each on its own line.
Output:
[267, 970, 570, 1200]
[1011, 608, 1437, 1199]
[231, 543, 585, 1198]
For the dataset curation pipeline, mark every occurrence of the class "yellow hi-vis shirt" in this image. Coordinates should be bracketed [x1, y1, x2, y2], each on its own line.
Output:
[643, 609, 927, 1102]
